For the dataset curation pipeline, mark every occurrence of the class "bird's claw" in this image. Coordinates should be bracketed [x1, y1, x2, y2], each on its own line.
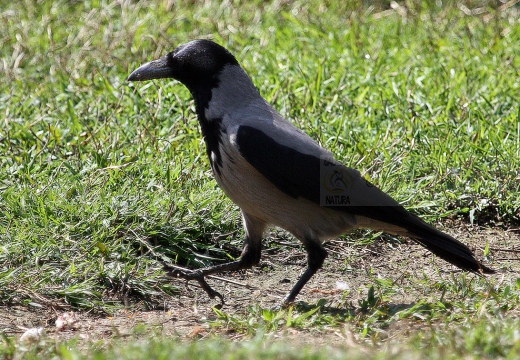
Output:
[163, 263, 225, 305]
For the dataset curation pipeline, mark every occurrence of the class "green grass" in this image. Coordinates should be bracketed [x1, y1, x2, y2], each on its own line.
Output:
[5, 324, 520, 360]
[1, 0, 520, 358]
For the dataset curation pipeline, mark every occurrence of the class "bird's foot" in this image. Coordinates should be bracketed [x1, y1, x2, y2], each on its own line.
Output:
[271, 303, 290, 311]
[163, 263, 225, 305]
[270, 296, 296, 311]
[272, 299, 311, 312]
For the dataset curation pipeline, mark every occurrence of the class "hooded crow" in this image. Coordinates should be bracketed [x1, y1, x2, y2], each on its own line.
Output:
[128, 39, 494, 305]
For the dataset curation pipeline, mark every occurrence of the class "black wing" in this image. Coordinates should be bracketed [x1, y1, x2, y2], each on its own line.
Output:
[236, 125, 403, 220]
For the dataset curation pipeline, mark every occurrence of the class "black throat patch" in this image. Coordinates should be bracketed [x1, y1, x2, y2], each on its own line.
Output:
[199, 117, 224, 175]
[188, 77, 225, 176]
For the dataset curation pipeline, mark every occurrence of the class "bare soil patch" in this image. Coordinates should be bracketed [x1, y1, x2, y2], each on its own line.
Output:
[1, 223, 519, 346]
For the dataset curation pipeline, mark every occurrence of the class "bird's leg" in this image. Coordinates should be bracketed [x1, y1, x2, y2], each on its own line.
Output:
[283, 239, 327, 306]
[164, 241, 261, 303]
[163, 264, 225, 302]
[165, 213, 265, 304]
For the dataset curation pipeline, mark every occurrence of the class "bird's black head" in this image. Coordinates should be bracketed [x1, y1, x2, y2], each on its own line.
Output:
[127, 39, 239, 94]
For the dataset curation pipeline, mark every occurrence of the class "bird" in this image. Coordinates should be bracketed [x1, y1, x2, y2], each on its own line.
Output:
[127, 39, 494, 305]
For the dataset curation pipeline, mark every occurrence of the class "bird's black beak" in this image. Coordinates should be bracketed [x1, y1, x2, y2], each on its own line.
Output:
[127, 55, 174, 82]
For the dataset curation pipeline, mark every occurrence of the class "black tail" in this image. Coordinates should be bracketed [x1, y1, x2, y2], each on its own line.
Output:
[342, 205, 495, 274]
[404, 213, 495, 274]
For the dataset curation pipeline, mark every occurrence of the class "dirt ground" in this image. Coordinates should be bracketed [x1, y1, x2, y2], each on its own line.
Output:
[1, 222, 519, 347]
